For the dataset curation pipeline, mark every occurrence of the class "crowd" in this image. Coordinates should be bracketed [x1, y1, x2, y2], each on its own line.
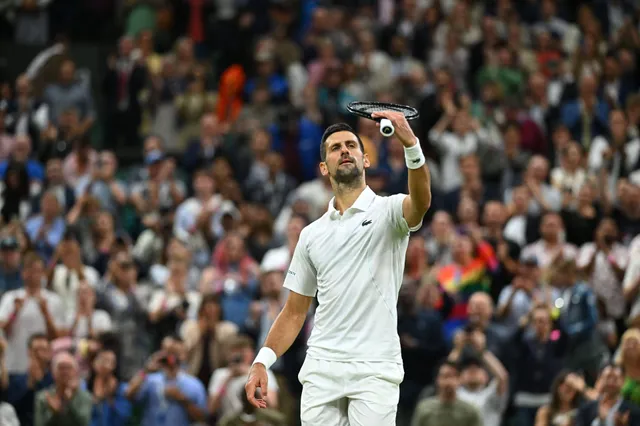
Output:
[1, 0, 640, 425]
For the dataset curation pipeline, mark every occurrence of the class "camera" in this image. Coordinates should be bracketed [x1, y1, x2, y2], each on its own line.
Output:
[379, 118, 395, 137]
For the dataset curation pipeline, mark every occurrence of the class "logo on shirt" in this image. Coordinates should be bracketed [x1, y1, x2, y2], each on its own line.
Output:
[287, 270, 296, 276]
[361, 220, 373, 227]
[411, 158, 421, 164]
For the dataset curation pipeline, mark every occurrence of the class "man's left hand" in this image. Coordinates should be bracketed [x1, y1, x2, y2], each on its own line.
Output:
[371, 110, 417, 147]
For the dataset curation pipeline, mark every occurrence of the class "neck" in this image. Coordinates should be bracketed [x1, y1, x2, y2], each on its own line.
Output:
[25, 284, 40, 295]
[602, 392, 619, 404]
[544, 239, 559, 247]
[332, 181, 366, 213]
[164, 367, 179, 379]
[439, 391, 456, 404]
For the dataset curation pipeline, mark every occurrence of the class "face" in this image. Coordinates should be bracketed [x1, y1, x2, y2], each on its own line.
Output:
[532, 308, 551, 336]
[93, 350, 116, 376]
[431, 212, 452, 239]
[201, 115, 218, 138]
[460, 156, 480, 180]
[528, 157, 549, 181]
[114, 252, 136, 282]
[30, 338, 51, 363]
[513, 187, 530, 212]
[54, 356, 77, 385]
[557, 377, 577, 403]
[46, 159, 63, 182]
[22, 259, 44, 286]
[13, 137, 30, 162]
[452, 235, 473, 260]
[96, 212, 113, 234]
[610, 111, 627, 139]
[261, 271, 284, 298]
[600, 366, 624, 394]
[577, 184, 594, 205]
[41, 192, 59, 217]
[226, 235, 244, 262]
[623, 337, 640, 359]
[100, 152, 117, 177]
[483, 202, 505, 228]
[468, 294, 492, 325]
[193, 173, 214, 195]
[565, 144, 582, 167]
[286, 216, 305, 242]
[320, 131, 369, 185]
[144, 136, 162, 154]
[60, 61, 75, 83]
[202, 300, 222, 321]
[540, 214, 562, 241]
[596, 218, 617, 244]
[437, 364, 459, 395]
[1, 248, 20, 269]
[460, 365, 489, 389]
[457, 198, 478, 224]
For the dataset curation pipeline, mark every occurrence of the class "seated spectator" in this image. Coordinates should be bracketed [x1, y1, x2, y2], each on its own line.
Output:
[432, 231, 497, 338]
[616, 329, 640, 406]
[513, 305, 569, 426]
[551, 259, 609, 384]
[521, 212, 577, 270]
[410, 360, 482, 426]
[448, 331, 509, 426]
[505, 155, 562, 216]
[6, 333, 53, 426]
[208, 335, 279, 420]
[31, 158, 75, 216]
[533, 371, 585, 426]
[0, 134, 45, 182]
[0, 162, 33, 223]
[181, 293, 238, 386]
[50, 237, 100, 314]
[24, 191, 66, 262]
[575, 363, 640, 426]
[88, 348, 131, 426]
[550, 141, 587, 198]
[64, 284, 112, 340]
[0, 252, 64, 375]
[74, 150, 127, 215]
[34, 351, 92, 426]
[125, 336, 208, 426]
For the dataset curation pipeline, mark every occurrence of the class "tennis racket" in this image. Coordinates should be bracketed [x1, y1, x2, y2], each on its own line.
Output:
[347, 101, 420, 137]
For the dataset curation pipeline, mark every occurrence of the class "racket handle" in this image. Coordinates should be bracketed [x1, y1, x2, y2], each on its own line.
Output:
[379, 118, 395, 137]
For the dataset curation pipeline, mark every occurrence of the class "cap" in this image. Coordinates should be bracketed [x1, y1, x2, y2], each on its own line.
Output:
[520, 255, 539, 267]
[145, 150, 165, 166]
[0, 236, 18, 250]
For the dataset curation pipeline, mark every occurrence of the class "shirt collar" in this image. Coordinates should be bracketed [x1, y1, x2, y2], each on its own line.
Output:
[327, 186, 376, 220]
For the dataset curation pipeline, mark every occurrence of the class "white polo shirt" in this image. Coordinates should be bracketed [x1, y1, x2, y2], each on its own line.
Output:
[284, 186, 421, 364]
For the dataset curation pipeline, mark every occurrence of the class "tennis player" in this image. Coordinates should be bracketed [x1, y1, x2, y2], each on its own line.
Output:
[245, 110, 432, 425]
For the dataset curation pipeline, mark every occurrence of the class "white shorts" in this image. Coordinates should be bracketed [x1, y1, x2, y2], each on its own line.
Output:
[298, 357, 404, 426]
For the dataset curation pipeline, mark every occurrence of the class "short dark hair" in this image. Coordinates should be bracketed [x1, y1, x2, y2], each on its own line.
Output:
[437, 359, 460, 375]
[22, 251, 44, 268]
[320, 123, 365, 162]
[28, 333, 48, 348]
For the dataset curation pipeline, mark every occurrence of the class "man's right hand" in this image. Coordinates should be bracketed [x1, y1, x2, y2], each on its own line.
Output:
[245, 363, 268, 409]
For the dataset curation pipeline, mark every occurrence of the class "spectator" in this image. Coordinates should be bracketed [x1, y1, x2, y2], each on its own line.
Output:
[181, 293, 238, 386]
[219, 387, 286, 426]
[65, 284, 112, 340]
[0, 252, 64, 374]
[410, 360, 482, 426]
[31, 158, 76, 216]
[521, 212, 577, 270]
[208, 335, 279, 419]
[125, 335, 208, 426]
[533, 371, 585, 426]
[25, 190, 66, 261]
[74, 151, 127, 215]
[551, 259, 609, 384]
[6, 333, 53, 426]
[616, 329, 640, 406]
[575, 363, 640, 426]
[0, 162, 33, 222]
[34, 351, 92, 426]
[43, 60, 95, 133]
[0, 134, 45, 182]
[88, 348, 131, 426]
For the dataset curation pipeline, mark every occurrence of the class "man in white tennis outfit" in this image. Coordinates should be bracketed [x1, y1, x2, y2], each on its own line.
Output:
[245, 110, 432, 425]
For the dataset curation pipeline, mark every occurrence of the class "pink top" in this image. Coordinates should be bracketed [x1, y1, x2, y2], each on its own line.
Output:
[63, 150, 97, 187]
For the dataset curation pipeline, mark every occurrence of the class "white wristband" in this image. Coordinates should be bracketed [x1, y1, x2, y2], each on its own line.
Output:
[252, 347, 277, 369]
[404, 139, 425, 169]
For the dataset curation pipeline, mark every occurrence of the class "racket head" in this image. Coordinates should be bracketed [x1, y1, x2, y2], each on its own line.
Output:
[347, 101, 420, 122]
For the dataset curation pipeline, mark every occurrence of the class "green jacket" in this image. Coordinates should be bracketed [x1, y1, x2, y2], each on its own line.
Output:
[34, 386, 93, 426]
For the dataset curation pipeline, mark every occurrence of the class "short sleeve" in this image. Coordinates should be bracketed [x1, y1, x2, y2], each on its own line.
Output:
[0, 292, 14, 322]
[385, 193, 422, 235]
[208, 369, 228, 395]
[188, 379, 208, 411]
[576, 244, 595, 268]
[283, 228, 318, 297]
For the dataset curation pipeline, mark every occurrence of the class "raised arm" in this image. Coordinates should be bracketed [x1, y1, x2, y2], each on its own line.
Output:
[371, 111, 432, 229]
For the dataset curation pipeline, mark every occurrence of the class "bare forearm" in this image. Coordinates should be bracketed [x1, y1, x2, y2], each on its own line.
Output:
[408, 165, 432, 214]
[263, 308, 307, 357]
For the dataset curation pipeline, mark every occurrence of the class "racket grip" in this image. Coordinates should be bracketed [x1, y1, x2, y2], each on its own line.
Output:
[379, 118, 395, 137]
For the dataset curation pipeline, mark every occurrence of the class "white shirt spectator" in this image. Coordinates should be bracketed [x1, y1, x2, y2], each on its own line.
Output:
[66, 309, 113, 339]
[50, 264, 100, 314]
[0, 289, 65, 373]
[577, 243, 628, 319]
[550, 167, 587, 197]
[520, 240, 578, 269]
[588, 136, 640, 198]
[429, 128, 483, 193]
[148, 289, 202, 321]
[457, 379, 509, 426]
